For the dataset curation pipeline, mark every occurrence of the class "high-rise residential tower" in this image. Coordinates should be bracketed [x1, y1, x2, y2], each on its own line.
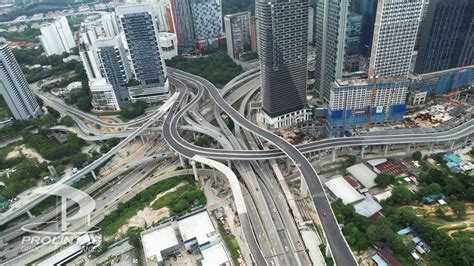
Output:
[224, 12, 251, 59]
[414, 0, 473, 74]
[115, 4, 169, 103]
[95, 35, 132, 109]
[191, 0, 223, 41]
[0, 44, 42, 120]
[171, 0, 223, 47]
[314, 0, 350, 101]
[39, 16, 76, 56]
[369, 0, 423, 78]
[256, 0, 309, 128]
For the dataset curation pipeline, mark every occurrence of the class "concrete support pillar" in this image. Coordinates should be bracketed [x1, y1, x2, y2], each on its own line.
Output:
[384, 145, 389, 156]
[179, 155, 186, 168]
[464, 136, 469, 144]
[61, 196, 67, 232]
[429, 142, 435, 153]
[90, 170, 97, 180]
[361, 146, 366, 159]
[450, 140, 455, 150]
[227, 160, 232, 169]
[331, 148, 336, 162]
[286, 158, 291, 170]
[140, 135, 145, 145]
[26, 210, 34, 218]
[190, 160, 198, 181]
[406, 143, 411, 155]
[300, 177, 308, 198]
[234, 123, 241, 136]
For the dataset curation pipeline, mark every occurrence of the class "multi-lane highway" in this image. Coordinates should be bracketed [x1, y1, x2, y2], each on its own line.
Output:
[0, 93, 178, 226]
[165, 68, 474, 265]
[164, 69, 358, 265]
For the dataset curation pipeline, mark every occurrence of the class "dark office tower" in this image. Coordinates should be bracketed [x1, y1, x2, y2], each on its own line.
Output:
[415, 0, 473, 74]
[0, 44, 42, 120]
[95, 35, 132, 109]
[350, 0, 377, 57]
[257, 0, 309, 128]
[170, 0, 195, 47]
[115, 5, 169, 103]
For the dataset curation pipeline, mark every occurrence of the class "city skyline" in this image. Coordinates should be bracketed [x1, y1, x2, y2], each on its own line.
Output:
[0, 1, 472, 266]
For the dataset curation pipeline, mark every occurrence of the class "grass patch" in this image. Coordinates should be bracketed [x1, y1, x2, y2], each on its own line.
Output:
[0, 95, 11, 120]
[216, 217, 241, 264]
[30, 196, 58, 216]
[100, 175, 195, 236]
[150, 183, 206, 216]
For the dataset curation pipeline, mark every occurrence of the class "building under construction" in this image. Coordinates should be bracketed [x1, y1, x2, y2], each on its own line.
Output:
[326, 78, 409, 136]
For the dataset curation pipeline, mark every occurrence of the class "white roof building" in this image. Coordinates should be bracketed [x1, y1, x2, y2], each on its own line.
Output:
[353, 197, 383, 217]
[374, 190, 392, 202]
[347, 163, 378, 188]
[141, 224, 179, 265]
[367, 158, 387, 168]
[178, 210, 220, 250]
[200, 243, 231, 266]
[325, 176, 364, 204]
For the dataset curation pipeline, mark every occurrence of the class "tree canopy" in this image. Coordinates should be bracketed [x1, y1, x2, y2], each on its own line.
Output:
[375, 172, 396, 188]
[166, 54, 243, 88]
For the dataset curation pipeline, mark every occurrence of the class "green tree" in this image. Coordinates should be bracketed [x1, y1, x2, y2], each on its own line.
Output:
[128, 232, 141, 248]
[451, 201, 467, 219]
[435, 206, 445, 217]
[389, 185, 414, 205]
[70, 153, 88, 168]
[418, 183, 442, 197]
[59, 116, 74, 127]
[375, 173, 396, 188]
[46, 106, 60, 119]
[344, 155, 357, 167]
[412, 151, 422, 161]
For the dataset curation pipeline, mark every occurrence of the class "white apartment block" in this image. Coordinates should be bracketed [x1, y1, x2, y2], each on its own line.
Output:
[159, 32, 178, 60]
[329, 79, 408, 111]
[369, 0, 423, 78]
[39, 16, 76, 56]
[90, 78, 120, 110]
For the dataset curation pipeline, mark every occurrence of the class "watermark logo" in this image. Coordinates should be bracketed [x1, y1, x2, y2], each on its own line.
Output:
[20, 183, 100, 248]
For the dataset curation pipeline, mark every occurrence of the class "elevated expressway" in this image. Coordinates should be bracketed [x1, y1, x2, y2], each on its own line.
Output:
[0, 93, 179, 226]
[164, 68, 474, 265]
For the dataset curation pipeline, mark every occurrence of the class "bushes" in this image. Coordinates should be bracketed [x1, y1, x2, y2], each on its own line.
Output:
[23, 131, 85, 161]
[100, 175, 195, 236]
[120, 101, 148, 119]
[375, 172, 396, 188]
[166, 54, 243, 88]
[59, 116, 74, 127]
[0, 158, 48, 199]
[386, 208, 474, 265]
[151, 184, 206, 215]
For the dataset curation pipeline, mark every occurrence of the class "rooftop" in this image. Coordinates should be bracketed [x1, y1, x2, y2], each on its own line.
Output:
[347, 163, 377, 189]
[325, 176, 364, 204]
[375, 160, 408, 176]
[177, 210, 218, 246]
[353, 197, 383, 217]
[141, 224, 179, 263]
[200, 243, 231, 266]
